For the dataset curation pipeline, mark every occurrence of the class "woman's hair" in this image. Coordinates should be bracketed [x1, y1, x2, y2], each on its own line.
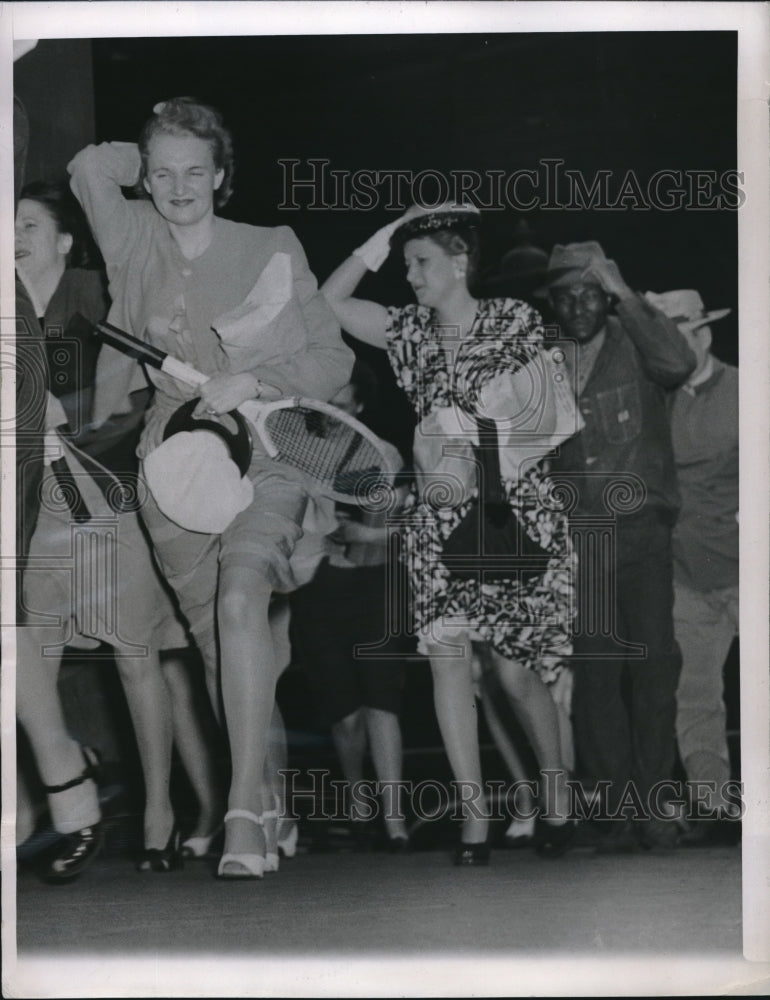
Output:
[19, 180, 93, 268]
[390, 217, 482, 288]
[137, 96, 235, 208]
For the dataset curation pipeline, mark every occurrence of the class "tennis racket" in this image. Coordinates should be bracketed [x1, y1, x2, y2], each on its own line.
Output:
[93, 319, 396, 503]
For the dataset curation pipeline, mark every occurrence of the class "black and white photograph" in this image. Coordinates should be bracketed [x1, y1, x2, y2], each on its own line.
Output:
[2, 2, 769, 996]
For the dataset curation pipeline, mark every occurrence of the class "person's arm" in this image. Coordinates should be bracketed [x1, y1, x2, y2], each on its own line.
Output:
[321, 209, 424, 347]
[615, 294, 697, 387]
[321, 254, 390, 348]
[67, 142, 144, 277]
[587, 258, 696, 388]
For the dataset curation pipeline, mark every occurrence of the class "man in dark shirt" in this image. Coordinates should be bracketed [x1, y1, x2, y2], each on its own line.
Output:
[543, 241, 696, 851]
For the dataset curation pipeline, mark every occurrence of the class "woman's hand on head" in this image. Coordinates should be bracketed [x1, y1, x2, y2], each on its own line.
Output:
[194, 373, 261, 417]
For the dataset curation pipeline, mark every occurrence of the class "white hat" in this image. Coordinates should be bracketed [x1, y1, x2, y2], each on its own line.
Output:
[144, 431, 253, 534]
[645, 289, 731, 331]
[143, 401, 255, 534]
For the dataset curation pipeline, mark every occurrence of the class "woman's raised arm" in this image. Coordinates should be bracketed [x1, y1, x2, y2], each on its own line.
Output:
[321, 211, 423, 349]
[67, 142, 144, 276]
[321, 254, 390, 349]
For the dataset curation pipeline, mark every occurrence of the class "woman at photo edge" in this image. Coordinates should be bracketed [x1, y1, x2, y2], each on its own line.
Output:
[322, 204, 577, 864]
[68, 97, 352, 878]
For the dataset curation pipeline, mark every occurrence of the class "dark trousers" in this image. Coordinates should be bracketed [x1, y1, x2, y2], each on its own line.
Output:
[571, 509, 681, 816]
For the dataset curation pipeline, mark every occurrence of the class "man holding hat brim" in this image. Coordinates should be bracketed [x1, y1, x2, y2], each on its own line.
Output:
[543, 241, 696, 852]
[645, 289, 739, 844]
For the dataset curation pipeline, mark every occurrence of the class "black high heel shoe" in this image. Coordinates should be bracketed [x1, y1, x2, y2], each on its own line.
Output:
[453, 841, 491, 866]
[137, 825, 184, 872]
[40, 747, 103, 883]
[535, 819, 578, 858]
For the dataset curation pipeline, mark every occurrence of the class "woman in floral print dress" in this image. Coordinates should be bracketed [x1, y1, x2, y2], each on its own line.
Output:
[322, 204, 578, 864]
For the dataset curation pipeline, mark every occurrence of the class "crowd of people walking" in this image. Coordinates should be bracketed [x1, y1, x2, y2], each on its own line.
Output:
[13, 86, 740, 885]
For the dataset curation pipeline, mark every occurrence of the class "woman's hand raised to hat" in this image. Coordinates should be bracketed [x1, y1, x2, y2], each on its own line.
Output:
[354, 204, 431, 272]
[193, 372, 266, 417]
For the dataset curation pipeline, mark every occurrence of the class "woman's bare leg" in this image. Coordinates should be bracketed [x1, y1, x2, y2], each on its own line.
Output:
[479, 679, 536, 833]
[331, 709, 366, 785]
[217, 567, 277, 867]
[484, 647, 570, 820]
[263, 702, 291, 863]
[162, 652, 223, 839]
[364, 707, 409, 839]
[426, 636, 487, 844]
[16, 625, 100, 832]
[113, 646, 175, 849]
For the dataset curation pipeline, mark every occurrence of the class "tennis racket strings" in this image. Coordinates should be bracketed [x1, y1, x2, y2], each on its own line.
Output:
[90, 317, 395, 503]
[263, 405, 388, 498]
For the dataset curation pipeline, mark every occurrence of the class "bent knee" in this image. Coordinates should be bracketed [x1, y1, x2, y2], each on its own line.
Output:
[217, 578, 269, 630]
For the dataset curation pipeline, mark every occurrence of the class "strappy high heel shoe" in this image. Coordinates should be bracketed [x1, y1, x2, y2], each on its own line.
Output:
[41, 746, 103, 883]
[137, 825, 184, 872]
[217, 810, 266, 880]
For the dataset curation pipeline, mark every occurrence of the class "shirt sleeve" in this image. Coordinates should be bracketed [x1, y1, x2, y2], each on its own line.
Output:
[616, 293, 697, 388]
[249, 227, 354, 402]
[67, 142, 145, 279]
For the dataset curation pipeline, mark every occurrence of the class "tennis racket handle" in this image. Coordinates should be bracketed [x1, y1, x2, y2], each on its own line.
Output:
[162, 355, 208, 388]
[95, 320, 208, 387]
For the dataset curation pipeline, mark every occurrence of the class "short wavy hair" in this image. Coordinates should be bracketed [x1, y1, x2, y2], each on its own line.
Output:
[137, 96, 235, 208]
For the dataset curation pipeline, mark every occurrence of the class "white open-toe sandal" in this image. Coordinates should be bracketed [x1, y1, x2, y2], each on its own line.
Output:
[217, 810, 265, 880]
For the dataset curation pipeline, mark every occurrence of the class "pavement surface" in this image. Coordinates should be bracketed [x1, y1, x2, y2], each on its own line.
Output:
[8, 837, 770, 997]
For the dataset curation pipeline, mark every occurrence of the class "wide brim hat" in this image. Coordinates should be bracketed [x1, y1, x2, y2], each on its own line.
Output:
[644, 289, 731, 331]
[533, 240, 612, 298]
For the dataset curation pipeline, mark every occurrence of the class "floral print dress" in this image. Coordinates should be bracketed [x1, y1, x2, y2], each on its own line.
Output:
[386, 298, 574, 683]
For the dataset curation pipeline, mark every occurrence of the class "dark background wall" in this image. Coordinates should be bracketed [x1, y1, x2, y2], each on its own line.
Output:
[89, 32, 738, 310]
